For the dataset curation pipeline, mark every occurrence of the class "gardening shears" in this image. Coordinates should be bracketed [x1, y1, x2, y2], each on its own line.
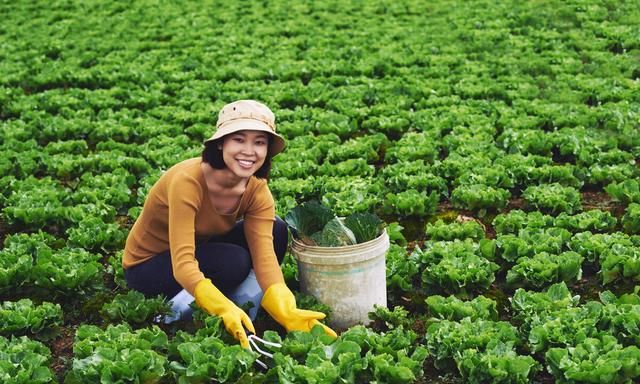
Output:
[247, 333, 282, 370]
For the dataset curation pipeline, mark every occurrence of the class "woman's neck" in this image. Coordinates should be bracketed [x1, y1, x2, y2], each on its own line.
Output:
[202, 162, 249, 191]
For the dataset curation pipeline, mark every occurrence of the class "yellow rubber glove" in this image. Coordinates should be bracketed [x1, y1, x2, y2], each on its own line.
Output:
[261, 283, 337, 338]
[194, 278, 255, 348]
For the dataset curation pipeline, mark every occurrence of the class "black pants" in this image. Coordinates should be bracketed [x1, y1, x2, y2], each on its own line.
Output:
[125, 217, 288, 299]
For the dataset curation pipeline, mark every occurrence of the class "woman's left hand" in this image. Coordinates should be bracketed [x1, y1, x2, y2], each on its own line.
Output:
[261, 283, 337, 338]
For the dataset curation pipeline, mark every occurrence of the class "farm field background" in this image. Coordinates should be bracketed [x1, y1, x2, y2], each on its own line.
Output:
[1, 0, 639, 383]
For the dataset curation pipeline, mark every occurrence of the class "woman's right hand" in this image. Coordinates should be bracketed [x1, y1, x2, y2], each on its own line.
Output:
[194, 278, 255, 348]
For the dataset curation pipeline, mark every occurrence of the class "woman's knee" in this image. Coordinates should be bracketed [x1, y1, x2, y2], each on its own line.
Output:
[196, 243, 252, 291]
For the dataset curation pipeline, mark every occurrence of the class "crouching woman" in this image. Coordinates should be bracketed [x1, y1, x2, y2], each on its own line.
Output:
[122, 100, 336, 348]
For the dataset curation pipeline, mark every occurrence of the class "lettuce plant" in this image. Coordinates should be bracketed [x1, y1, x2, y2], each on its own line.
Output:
[317, 158, 375, 177]
[0, 335, 53, 383]
[456, 340, 540, 384]
[605, 179, 640, 204]
[598, 287, 640, 346]
[455, 164, 514, 189]
[492, 210, 554, 235]
[529, 164, 585, 188]
[385, 131, 439, 163]
[587, 163, 639, 186]
[1, 232, 102, 296]
[554, 210, 617, 233]
[320, 176, 384, 215]
[383, 189, 439, 217]
[496, 227, 571, 263]
[426, 219, 485, 241]
[506, 251, 584, 289]
[381, 160, 448, 197]
[546, 334, 640, 383]
[66, 323, 169, 384]
[66, 216, 127, 252]
[622, 203, 640, 234]
[600, 243, 640, 285]
[522, 183, 582, 215]
[511, 282, 580, 332]
[426, 295, 498, 321]
[326, 133, 388, 163]
[421, 250, 500, 296]
[450, 184, 510, 213]
[368, 304, 412, 330]
[386, 222, 407, 246]
[386, 244, 420, 293]
[426, 318, 520, 368]
[0, 299, 63, 338]
[168, 317, 256, 383]
[100, 291, 171, 325]
[263, 325, 428, 384]
[285, 201, 383, 246]
[568, 231, 636, 263]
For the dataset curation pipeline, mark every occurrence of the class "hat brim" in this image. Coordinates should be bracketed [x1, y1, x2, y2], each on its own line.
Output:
[204, 118, 286, 155]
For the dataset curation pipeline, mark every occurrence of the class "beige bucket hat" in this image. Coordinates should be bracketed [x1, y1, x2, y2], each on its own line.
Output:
[204, 100, 286, 155]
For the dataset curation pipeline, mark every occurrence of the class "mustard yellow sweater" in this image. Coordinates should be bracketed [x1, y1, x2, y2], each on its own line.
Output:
[123, 157, 284, 295]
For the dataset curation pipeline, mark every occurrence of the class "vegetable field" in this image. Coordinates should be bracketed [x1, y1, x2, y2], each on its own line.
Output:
[1, 0, 639, 382]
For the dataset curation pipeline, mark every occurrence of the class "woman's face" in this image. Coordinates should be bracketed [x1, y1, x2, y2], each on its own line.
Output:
[221, 130, 269, 178]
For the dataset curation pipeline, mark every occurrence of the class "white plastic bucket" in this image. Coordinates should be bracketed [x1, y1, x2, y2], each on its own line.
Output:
[291, 230, 389, 329]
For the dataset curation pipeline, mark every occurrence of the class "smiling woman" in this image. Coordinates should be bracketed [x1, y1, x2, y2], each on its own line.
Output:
[121, 100, 336, 348]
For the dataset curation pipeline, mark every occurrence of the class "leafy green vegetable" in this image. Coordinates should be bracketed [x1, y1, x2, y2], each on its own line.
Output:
[100, 291, 171, 325]
[568, 231, 635, 263]
[386, 244, 420, 293]
[66, 216, 127, 252]
[456, 340, 540, 384]
[320, 176, 385, 215]
[450, 184, 510, 213]
[506, 251, 584, 289]
[600, 243, 640, 285]
[381, 160, 448, 198]
[492, 210, 554, 234]
[386, 222, 407, 246]
[418, 240, 500, 295]
[286, 202, 383, 246]
[554, 210, 617, 233]
[383, 189, 439, 217]
[264, 325, 428, 383]
[368, 305, 412, 330]
[622, 203, 640, 234]
[546, 334, 640, 384]
[285, 201, 335, 244]
[511, 282, 580, 330]
[426, 219, 485, 241]
[426, 318, 520, 368]
[0, 299, 62, 338]
[311, 217, 357, 246]
[605, 179, 640, 204]
[523, 183, 582, 214]
[66, 323, 168, 384]
[344, 213, 384, 244]
[0, 335, 53, 383]
[527, 302, 603, 353]
[168, 317, 256, 383]
[426, 295, 498, 321]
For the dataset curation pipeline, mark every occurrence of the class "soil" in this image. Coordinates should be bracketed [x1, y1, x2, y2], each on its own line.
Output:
[51, 326, 75, 383]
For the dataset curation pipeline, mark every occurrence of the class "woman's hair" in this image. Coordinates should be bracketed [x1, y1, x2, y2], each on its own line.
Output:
[201, 137, 273, 179]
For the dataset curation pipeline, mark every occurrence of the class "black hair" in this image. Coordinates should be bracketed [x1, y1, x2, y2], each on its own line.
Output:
[201, 137, 273, 180]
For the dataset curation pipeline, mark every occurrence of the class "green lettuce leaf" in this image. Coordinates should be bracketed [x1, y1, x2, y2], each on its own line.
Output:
[285, 201, 335, 243]
[344, 212, 383, 243]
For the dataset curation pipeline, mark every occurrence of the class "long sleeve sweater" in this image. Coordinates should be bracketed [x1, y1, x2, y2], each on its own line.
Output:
[122, 157, 284, 295]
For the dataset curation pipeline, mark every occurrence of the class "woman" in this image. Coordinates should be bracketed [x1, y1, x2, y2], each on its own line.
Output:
[122, 100, 336, 348]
